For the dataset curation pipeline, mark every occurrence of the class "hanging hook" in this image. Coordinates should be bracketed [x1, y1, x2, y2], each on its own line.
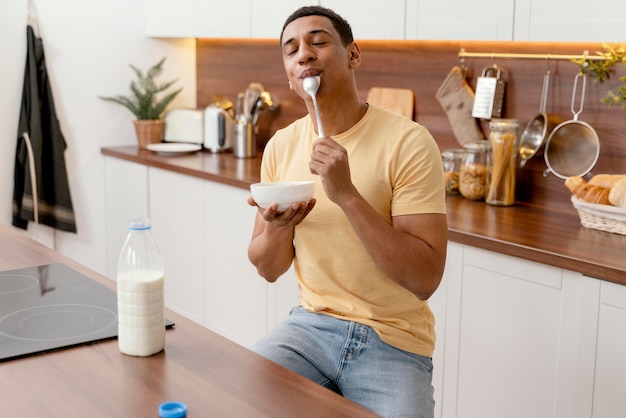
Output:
[459, 48, 467, 78]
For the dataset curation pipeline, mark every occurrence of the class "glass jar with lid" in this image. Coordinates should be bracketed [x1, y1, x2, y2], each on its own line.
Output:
[459, 141, 491, 201]
[486, 118, 519, 206]
[441, 149, 465, 195]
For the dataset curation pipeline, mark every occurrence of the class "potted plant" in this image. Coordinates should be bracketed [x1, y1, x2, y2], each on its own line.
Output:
[100, 57, 182, 148]
[574, 43, 626, 109]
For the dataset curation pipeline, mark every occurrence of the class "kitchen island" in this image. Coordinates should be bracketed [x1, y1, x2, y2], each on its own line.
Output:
[0, 223, 377, 418]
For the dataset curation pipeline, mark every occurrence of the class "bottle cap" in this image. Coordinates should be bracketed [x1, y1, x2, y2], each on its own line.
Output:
[159, 401, 188, 418]
[128, 218, 151, 231]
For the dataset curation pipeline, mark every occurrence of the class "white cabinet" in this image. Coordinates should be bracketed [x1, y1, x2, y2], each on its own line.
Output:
[192, 1, 252, 38]
[147, 0, 318, 38]
[514, 0, 626, 42]
[592, 280, 626, 418]
[434, 244, 606, 418]
[428, 241, 462, 418]
[405, 0, 515, 40]
[104, 158, 299, 347]
[103, 157, 149, 279]
[202, 181, 299, 345]
[456, 247, 564, 417]
[149, 168, 206, 324]
[321, 0, 407, 40]
[202, 181, 268, 346]
[145, 0, 194, 37]
[147, 0, 626, 42]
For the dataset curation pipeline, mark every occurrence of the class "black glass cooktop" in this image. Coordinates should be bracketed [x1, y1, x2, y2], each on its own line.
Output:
[0, 263, 173, 362]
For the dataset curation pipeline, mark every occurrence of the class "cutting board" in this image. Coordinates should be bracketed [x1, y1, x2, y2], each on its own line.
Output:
[366, 87, 415, 119]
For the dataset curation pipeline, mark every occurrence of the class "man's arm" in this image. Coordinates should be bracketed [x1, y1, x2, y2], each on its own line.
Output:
[247, 198, 316, 282]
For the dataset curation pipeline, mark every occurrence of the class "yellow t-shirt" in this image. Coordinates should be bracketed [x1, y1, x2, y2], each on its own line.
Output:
[261, 104, 446, 356]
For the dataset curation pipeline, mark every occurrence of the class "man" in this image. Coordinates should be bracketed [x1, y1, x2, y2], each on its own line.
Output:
[247, 6, 447, 418]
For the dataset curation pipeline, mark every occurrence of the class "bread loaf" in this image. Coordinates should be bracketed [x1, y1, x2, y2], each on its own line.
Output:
[608, 177, 626, 208]
[589, 174, 626, 189]
[565, 176, 611, 205]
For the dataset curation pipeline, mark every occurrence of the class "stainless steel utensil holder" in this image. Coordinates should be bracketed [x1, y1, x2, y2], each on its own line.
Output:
[233, 121, 257, 158]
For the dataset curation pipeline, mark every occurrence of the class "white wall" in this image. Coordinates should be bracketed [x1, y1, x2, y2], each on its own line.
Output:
[0, 0, 196, 278]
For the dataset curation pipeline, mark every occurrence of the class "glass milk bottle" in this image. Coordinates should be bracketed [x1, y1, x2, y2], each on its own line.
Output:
[486, 119, 519, 206]
[117, 218, 165, 356]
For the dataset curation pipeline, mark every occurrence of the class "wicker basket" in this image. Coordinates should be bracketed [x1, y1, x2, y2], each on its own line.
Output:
[571, 196, 626, 235]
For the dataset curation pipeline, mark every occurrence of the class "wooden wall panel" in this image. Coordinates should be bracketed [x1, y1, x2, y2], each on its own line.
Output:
[197, 39, 626, 210]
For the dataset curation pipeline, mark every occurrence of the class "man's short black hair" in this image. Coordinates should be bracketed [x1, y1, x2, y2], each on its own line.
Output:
[280, 5, 354, 47]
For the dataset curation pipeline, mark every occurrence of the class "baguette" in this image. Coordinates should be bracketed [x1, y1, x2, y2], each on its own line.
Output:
[588, 174, 626, 189]
[565, 176, 611, 205]
[608, 177, 626, 208]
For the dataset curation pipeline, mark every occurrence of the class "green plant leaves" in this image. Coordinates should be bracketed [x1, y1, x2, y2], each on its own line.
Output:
[573, 43, 626, 109]
[98, 57, 182, 119]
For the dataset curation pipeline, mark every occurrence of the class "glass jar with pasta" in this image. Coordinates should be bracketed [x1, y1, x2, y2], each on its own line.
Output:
[486, 119, 519, 206]
[441, 149, 465, 195]
[459, 142, 491, 201]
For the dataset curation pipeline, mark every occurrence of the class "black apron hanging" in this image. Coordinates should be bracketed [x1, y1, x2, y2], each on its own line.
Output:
[12, 25, 77, 233]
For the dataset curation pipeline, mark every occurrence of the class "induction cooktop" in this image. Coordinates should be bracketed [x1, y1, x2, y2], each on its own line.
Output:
[0, 263, 173, 362]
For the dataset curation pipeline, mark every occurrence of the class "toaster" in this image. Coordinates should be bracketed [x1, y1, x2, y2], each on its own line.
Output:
[204, 105, 233, 153]
[163, 109, 204, 144]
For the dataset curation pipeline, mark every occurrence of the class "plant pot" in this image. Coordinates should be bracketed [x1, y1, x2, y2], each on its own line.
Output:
[133, 119, 165, 149]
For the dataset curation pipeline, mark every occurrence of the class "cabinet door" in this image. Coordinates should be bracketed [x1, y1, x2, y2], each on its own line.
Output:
[428, 241, 463, 418]
[193, 1, 252, 38]
[321, 0, 406, 40]
[444, 246, 598, 418]
[202, 182, 269, 347]
[146, 0, 194, 37]
[149, 168, 205, 324]
[267, 266, 299, 331]
[103, 157, 149, 279]
[593, 281, 626, 418]
[514, 0, 626, 41]
[251, 1, 320, 38]
[405, 0, 515, 40]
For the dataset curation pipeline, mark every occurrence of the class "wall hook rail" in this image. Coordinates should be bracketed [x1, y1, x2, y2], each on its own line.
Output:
[458, 49, 607, 62]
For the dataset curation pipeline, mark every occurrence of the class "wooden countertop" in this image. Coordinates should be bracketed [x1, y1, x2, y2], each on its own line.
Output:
[101, 146, 626, 286]
[0, 224, 377, 417]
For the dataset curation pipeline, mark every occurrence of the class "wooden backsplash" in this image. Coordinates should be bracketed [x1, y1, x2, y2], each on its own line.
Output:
[197, 39, 626, 211]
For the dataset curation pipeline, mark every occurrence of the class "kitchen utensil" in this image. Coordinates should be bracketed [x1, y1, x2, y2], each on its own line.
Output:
[235, 92, 245, 123]
[518, 70, 550, 167]
[210, 94, 233, 115]
[243, 83, 264, 123]
[250, 181, 315, 211]
[233, 120, 256, 158]
[303, 76, 324, 137]
[472, 65, 506, 120]
[366, 87, 414, 119]
[251, 97, 264, 126]
[435, 66, 485, 146]
[543, 73, 600, 179]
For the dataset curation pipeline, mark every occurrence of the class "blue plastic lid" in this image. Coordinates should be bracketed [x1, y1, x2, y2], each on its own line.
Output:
[159, 401, 188, 418]
[128, 218, 151, 231]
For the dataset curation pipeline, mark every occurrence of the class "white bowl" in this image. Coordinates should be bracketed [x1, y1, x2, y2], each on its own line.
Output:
[250, 181, 315, 211]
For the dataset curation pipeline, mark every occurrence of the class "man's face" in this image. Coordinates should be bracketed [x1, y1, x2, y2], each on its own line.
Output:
[280, 15, 358, 101]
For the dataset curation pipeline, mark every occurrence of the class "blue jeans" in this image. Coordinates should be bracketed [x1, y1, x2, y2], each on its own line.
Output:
[252, 307, 435, 418]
